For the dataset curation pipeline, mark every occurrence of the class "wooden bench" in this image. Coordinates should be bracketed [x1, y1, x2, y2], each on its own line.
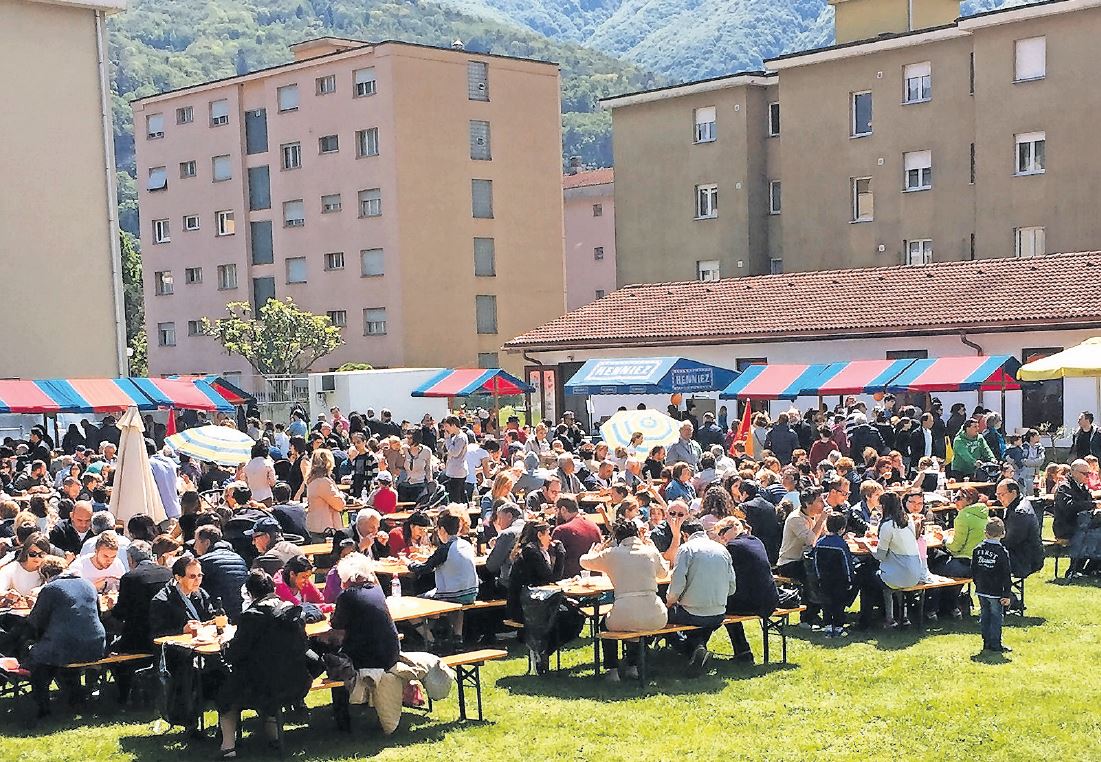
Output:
[65, 653, 153, 670]
[891, 578, 972, 628]
[459, 599, 507, 612]
[1044, 538, 1070, 579]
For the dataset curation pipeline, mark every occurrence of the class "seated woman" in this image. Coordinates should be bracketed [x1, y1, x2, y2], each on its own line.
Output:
[579, 519, 667, 681]
[216, 569, 314, 758]
[698, 486, 734, 534]
[0, 533, 50, 599]
[664, 463, 696, 503]
[387, 511, 433, 558]
[858, 493, 923, 629]
[275, 555, 324, 606]
[149, 554, 213, 639]
[329, 553, 400, 671]
[324, 539, 357, 604]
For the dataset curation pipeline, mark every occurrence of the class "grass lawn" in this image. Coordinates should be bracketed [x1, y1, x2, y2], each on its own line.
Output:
[3, 556, 1100, 761]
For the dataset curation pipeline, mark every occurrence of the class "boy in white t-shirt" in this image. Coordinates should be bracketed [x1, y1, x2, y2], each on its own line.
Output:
[74, 530, 126, 593]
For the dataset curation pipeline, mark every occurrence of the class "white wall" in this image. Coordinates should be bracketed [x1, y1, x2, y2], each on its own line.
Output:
[308, 368, 450, 426]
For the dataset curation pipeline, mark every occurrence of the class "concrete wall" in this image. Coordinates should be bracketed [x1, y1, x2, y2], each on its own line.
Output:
[564, 182, 616, 311]
[307, 368, 449, 424]
[832, 0, 961, 43]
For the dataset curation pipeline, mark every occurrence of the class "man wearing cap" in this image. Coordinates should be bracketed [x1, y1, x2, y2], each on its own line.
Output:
[372, 471, 399, 514]
[249, 516, 303, 575]
[696, 413, 724, 449]
[147, 438, 180, 519]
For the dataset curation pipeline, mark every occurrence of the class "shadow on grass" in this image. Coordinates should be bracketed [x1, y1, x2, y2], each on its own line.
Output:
[969, 650, 1011, 666]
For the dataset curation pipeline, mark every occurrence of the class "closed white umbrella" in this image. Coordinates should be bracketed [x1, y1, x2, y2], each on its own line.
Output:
[109, 406, 167, 527]
[599, 409, 681, 450]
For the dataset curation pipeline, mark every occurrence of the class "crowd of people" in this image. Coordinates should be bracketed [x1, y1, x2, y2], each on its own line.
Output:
[1, 393, 1098, 738]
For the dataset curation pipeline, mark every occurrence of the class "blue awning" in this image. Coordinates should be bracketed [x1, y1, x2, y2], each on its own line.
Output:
[565, 357, 739, 395]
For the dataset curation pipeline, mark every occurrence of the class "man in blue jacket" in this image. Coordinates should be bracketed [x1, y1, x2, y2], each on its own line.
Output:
[194, 525, 248, 620]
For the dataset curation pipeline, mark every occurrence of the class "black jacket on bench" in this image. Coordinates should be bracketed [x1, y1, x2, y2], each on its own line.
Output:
[725, 534, 779, 618]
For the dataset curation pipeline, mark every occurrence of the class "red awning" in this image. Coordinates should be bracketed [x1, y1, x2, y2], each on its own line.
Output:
[411, 369, 534, 398]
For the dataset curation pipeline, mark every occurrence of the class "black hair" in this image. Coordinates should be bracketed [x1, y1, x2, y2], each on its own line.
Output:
[611, 518, 640, 544]
[438, 512, 461, 536]
[284, 555, 314, 584]
[171, 553, 199, 577]
[127, 514, 158, 542]
[231, 484, 252, 505]
[680, 520, 704, 536]
[799, 486, 824, 511]
[251, 442, 269, 459]
[879, 492, 908, 530]
[739, 480, 759, 498]
[826, 512, 847, 533]
[245, 568, 276, 601]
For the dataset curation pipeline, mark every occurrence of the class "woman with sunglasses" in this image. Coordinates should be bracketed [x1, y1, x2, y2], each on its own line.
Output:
[0, 533, 51, 598]
[149, 554, 214, 639]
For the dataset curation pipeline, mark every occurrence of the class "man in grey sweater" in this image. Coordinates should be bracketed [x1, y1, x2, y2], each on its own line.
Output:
[442, 416, 468, 504]
[484, 505, 525, 593]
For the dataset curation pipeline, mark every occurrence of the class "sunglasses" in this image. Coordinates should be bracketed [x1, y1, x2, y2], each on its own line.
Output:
[27, 550, 45, 559]
[184, 572, 204, 580]
[668, 512, 688, 518]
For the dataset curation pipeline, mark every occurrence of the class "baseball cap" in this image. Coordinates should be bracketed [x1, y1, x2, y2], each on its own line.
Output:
[377, 471, 393, 483]
[245, 517, 282, 537]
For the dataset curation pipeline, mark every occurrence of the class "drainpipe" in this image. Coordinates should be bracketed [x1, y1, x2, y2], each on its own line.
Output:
[959, 331, 984, 356]
[95, 9, 129, 377]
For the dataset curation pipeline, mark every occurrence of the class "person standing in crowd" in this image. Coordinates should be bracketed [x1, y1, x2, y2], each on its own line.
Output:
[667, 422, 702, 469]
[402, 430, 433, 503]
[147, 440, 181, 519]
[1071, 412, 1101, 460]
[441, 416, 469, 504]
[305, 449, 345, 536]
[764, 413, 800, 465]
[243, 442, 277, 507]
[696, 413, 724, 449]
[982, 413, 1006, 462]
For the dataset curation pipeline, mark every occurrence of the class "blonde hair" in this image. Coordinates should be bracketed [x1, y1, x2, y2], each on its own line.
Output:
[490, 472, 516, 501]
[308, 449, 336, 483]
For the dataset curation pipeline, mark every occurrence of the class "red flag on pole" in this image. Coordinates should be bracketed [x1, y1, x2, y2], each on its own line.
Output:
[731, 404, 753, 457]
[165, 408, 177, 437]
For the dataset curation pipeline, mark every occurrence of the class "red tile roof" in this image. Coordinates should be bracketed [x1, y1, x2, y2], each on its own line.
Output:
[562, 168, 614, 190]
[505, 252, 1101, 352]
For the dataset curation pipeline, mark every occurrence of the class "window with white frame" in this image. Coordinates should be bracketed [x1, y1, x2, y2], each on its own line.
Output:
[216, 210, 235, 236]
[358, 189, 382, 217]
[594, 246, 604, 261]
[187, 320, 202, 336]
[157, 322, 176, 347]
[1014, 36, 1046, 82]
[770, 258, 783, 275]
[468, 61, 489, 100]
[695, 184, 718, 219]
[327, 310, 347, 327]
[217, 264, 238, 289]
[356, 127, 379, 157]
[470, 120, 491, 160]
[904, 150, 932, 190]
[1016, 226, 1046, 258]
[209, 99, 229, 126]
[697, 259, 720, 281]
[147, 166, 167, 192]
[152, 218, 170, 244]
[363, 307, 387, 335]
[277, 84, 299, 112]
[324, 251, 345, 270]
[283, 199, 305, 227]
[768, 180, 781, 214]
[146, 113, 164, 139]
[154, 271, 173, 295]
[1015, 131, 1045, 175]
[184, 266, 202, 284]
[906, 239, 933, 265]
[360, 248, 384, 276]
[768, 102, 780, 136]
[472, 179, 493, 218]
[354, 67, 376, 97]
[180, 160, 197, 179]
[321, 194, 342, 213]
[281, 142, 302, 170]
[851, 91, 872, 137]
[318, 135, 339, 154]
[285, 256, 307, 284]
[183, 214, 200, 231]
[212, 154, 232, 182]
[903, 62, 932, 103]
[475, 295, 497, 334]
[176, 106, 193, 125]
[316, 74, 337, 95]
[852, 177, 873, 222]
[474, 238, 495, 276]
[694, 106, 716, 143]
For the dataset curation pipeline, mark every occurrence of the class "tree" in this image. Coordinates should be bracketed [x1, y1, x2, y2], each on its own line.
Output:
[203, 298, 343, 376]
[119, 231, 147, 372]
[337, 362, 373, 371]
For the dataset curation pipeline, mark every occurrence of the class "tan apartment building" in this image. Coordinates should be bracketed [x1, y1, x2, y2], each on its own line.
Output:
[563, 167, 617, 310]
[133, 38, 564, 389]
[607, 0, 1101, 283]
[0, 0, 127, 377]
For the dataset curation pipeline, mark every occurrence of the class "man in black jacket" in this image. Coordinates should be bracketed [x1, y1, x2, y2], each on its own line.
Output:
[846, 413, 886, 459]
[737, 481, 782, 564]
[193, 525, 248, 620]
[48, 501, 93, 555]
[995, 480, 1044, 594]
[1071, 412, 1101, 460]
[909, 412, 946, 463]
[1054, 460, 1098, 578]
[106, 541, 173, 702]
[718, 519, 779, 663]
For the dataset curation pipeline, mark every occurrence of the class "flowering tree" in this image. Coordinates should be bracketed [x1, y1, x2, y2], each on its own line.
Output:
[203, 298, 343, 376]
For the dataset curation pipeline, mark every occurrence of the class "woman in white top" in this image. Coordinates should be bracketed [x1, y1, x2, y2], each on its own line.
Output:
[867, 492, 923, 627]
[243, 442, 277, 505]
[0, 533, 50, 597]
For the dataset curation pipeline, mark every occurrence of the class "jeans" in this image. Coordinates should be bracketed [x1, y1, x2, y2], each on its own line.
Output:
[979, 595, 1004, 649]
[666, 605, 725, 654]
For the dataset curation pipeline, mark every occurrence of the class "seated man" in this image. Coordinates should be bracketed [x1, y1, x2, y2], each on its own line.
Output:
[737, 481, 782, 565]
[268, 482, 309, 539]
[1055, 459, 1097, 578]
[193, 525, 249, 620]
[483, 504, 525, 595]
[996, 480, 1044, 603]
[525, 476, 561, 514]
[666, 519, 737, 676]
[48, 500, 93, 556]
[105, 541, 173, 703]
[248, 516, 303, 576]
[73, 530, 127, 592]
[408, 512, 478, 648]
[79, 512, 131, 570]
[715, 517, 779, 663]
[550, 496, 602, 578]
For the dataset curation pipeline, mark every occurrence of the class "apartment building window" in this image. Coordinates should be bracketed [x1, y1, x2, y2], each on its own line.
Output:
[360, 248, 384, 276]
[903, 150, 932, 191]
[903, 62, 931, 104]
[970, 143, 976, 184]
[1015, 37, 1046, 82]
[474, 238, 495, 276]
[179, 160, 197, 179]
[153, 218, 170, 244]
[184, 266, 202, 284]
[323, 251, 345, 271]
[187, 320, 202, 337]
[768, 102, 780, 137]
[852, 178, 873, 222]
[176, 106, 193, 125]
[283, 200, 305, 227]
[595, 290, 606, 300]
[1016, 226, 1046, 258]
[472, 180, 493, 219]
[250, 221, 273, 265]
[147, 166, 167, 192]
[316, 74, 337, 95]
[281, 142, 302, 170]
[286, 256, 307, 284]
[358, 189, 382, 218]
[363, 308, 387, 335]
[354, 67, 376, 97]
[695, 184, 718, 219]
[183, 215, 200, 231]
[1016, 132, 1045, 175]
[146, 113, 164, 139]
[594, 246, 604, 261]
[697, 260, 720, 282]
[475, 295, 498, 334]
[768, 180, 781, 214]
[157, 322, 176, 347]
[770, 258, 784, 275]
[470, 120, 492, 160]
[592, 204, 603, 217]
[210, 99, 229, 126]
[356, 127, 379, 157]
[212, 155, 232, 182]
[327, 310, 347, 327]
[468, 61, 489, 101]
[321, 193, 342, 213]
[277, 84, 299, 112]
[216, 210, 235, 236]
[969, 52, 975, 95]
[318, 134, 339, 154]
[154, 271, 173, 295]
[906, 239, 933, 265]
[217, 264, 238, 290]
[478, 352, 500, 369]
[694, 106, 716, 143]
[851, 91, 872, 137]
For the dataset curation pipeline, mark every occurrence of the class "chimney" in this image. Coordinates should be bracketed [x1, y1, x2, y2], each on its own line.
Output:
[451, 38, 465, 50]
[567, 156, 582, 175]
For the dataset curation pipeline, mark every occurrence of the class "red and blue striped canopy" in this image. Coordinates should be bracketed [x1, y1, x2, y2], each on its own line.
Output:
[131, 378, 234, 412]
[805, 359, 918, 396]
[719, 364, 835, 400]
[885, 355, 1021, 393]
[0, 377, 234, 414]
[168, 375, 254, 405]
[411, 369, 534, 398]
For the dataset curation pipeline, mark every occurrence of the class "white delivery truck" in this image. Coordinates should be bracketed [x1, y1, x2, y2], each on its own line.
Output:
[307, 368, 451, 426]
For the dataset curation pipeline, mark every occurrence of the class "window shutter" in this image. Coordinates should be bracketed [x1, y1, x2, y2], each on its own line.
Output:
[904, 150, 932, 171]
[1015, 37, 1046, 81]
[694, 106, 716, 126]
[904, 61, 931, 80]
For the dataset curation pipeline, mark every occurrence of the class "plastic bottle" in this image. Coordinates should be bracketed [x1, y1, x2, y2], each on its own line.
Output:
[390, 574, 402, 599]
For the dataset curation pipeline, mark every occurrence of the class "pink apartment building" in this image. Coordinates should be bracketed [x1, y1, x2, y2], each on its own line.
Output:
[563, 168, 616, 311]
[132, 38, 566, 390]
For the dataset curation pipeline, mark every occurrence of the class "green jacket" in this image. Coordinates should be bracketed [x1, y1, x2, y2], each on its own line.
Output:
[950, 431, 995, 474]
[947, 503, 990, 559]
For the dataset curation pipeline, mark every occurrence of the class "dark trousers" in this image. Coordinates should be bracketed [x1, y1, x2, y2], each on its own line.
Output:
[666, 605, 724, 654]
[600, 638, 640, 668]
[820, 590, 850, 629]
[445, 477, 466, 504]
[397, 483, 425, 504]
[777, 560, 820, 624]
[29, 664, 81, 715]
[978, 595, 1004, 649]
[725, 621, 752, 656]
[930, 556, 970, 614]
